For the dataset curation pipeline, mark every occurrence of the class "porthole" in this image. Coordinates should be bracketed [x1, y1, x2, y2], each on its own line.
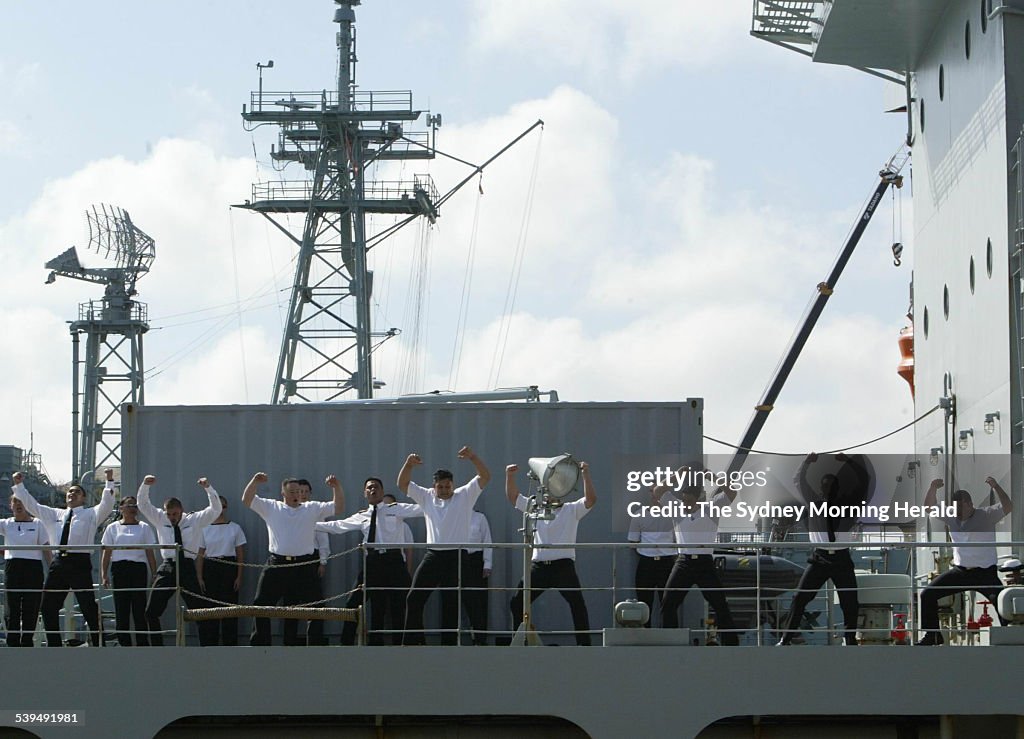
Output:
[987, 238, 993, 276]
[939, 65, 945, 99]
[965, 21, 971, 59]
[920, 97, 926, 132]
[943, 285, 950, 319]
[970, 256, 976, 294]
[923, 306, 930, 338]
[981, 0, 988, 34]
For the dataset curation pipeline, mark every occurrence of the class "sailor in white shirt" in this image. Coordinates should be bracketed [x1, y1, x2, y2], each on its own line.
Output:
[382, 493, 417, 571]
[12, 468, 116, 647]
[298, 479, 331, 645]
[317, 477, 424, 645]
[507, 461, 595, 646]
[195, 495, 247, 646]
[138, 474, 222, 646]
[1, 493, 51, 647]
[100, 496, 158, 646]
[398, 446, 491, 645]
[655, 467, 740, 645]
[778, 453, 869, 646]
[918, 475, 1013, 645]
[243, 472, 343, 646]
[463, 509, 493, 645]
[627, 499, 676, 627]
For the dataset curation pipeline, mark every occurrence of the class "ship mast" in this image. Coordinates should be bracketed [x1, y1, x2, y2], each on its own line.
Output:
[240, 0, 439, 402]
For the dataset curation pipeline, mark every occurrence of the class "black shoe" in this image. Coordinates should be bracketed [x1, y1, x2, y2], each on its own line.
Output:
[915, 633, 944, 646]
[775, 638, 792, 646]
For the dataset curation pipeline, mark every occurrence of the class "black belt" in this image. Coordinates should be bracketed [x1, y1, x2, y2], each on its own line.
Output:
[640, 554, 669, 561]
[56, 552, 91, 559]
[535, 558, 573, 566]
[815, 547, 846, 555]
[680, 554, 712, 560]
[367, 549, 403, 557]
[269, 553, 317, 563]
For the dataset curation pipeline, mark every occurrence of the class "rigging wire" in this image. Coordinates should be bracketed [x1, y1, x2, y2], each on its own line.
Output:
[228, 208, 250, 403]
[448, 175, 484, 390]
[703, 403, 941, 456]
[488, 128, 543, 388]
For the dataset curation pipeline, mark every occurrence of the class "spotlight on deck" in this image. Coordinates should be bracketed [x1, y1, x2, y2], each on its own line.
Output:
[527, 454, 581, 500]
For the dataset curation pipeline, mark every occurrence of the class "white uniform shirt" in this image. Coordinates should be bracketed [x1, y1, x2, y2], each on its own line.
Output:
[198, 521, 247, 559]
[406, 478, 483, 549]
[398, 521, 414, 561]
[943, 504, 1007, 568]
[101, 520, 157, 563]
[627, 513, 677, 558]
[316, 502, 423, 552]
[0, 517, 48, 561]
[13, 481, 116, 554]
[670, 491, 727, 555]
[466, 510, 494, 570]
[137, 482, 223, 560]
[515, 495, 591, 562]
[249, 497, 334, 556]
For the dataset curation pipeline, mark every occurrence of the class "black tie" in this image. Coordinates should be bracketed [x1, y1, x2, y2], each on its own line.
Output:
[60, 509, 73, 546]
[173, 523, 183, 559]
[367, 505, 378, 545]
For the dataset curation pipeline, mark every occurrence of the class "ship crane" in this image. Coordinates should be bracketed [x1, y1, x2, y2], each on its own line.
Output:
[727, 143, 911, 475]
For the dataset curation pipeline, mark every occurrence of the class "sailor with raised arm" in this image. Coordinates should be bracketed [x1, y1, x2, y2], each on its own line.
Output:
[777, 452, 869, 646]
[244, 473, 343, 646]
[399, 446, 491, 645]
[656, 466, 740, 645]
[138, 474, 222, 646]
[507, 461, 596, 645]
[917, 475, 1013, 646]
[12, 468, 115, 646]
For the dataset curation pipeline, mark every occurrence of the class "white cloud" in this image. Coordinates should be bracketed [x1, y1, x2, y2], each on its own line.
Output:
[0, 120, 25, 154]
[469, 0, 752, 80]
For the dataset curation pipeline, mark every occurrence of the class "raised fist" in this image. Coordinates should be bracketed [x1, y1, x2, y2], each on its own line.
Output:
[252, 472, 269, 484]
[12, 471, 23, 485]
[104, 468, 115, 481]
[406, 454, 423, 467]
[457, 446, 475, 460]
[143, 475, 157, 485]
[197, 477, 210, 488]
[506, 464, 518, 474]
[325, 474, 340, 488]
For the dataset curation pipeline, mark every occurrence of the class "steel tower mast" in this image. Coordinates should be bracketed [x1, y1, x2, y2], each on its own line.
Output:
[43, 204, 155, 483]
[240, 0, 439, 402]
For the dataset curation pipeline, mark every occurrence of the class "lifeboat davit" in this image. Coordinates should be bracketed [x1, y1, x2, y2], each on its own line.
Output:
[897, 322, 914, 398]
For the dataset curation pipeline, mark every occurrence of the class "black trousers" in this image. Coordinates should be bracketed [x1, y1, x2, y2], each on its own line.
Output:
[5, 558, 44, 647]
[634, 554, 674, 628]
[111, 560, 150, 646]
[510, 558, 592, 646]
[40, 553, 100, 647]
[146, 557, 212, 646]
[404, 549, 467, 645]
[306, 554, 327, 646]
[781, 548, 859, 645]
[660, 554, 739, 645]
[200, 556, 239, 646]
[920, 564, 1005, 637]
[462, 550, 489, 645]
[250, 554, 320, 646]
[342, 550, 412, 646]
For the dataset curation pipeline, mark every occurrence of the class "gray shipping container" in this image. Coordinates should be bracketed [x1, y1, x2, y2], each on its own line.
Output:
[122, 399, 703, 643]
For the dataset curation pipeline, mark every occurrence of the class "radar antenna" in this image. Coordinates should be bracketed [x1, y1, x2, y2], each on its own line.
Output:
[43, 204, 156, 485]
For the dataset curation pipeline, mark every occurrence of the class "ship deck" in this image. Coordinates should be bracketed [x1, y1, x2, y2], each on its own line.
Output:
[8, 644, 1023, 738]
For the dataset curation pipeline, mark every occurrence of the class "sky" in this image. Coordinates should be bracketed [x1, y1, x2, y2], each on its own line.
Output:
[0, 0, 916, 482]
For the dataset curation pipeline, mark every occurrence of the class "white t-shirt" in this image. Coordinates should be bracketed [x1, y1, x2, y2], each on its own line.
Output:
[466, 511, 494, 569]
[137, 483, 223, 560]
[406, 477, 483, 549]
[627, 513, 677, 558]
[198, 521, 247, 559]
[943, 504, 1007, 567]
[670, 491, 726, 555]
[249, 497, 334, 556]
[0, 517, 49, 561]
[101, 520, 158, 563]
[515, 495, 591, 562]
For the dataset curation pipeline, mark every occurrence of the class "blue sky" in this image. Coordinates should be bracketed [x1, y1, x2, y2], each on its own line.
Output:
[0, 1, 914, 480]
